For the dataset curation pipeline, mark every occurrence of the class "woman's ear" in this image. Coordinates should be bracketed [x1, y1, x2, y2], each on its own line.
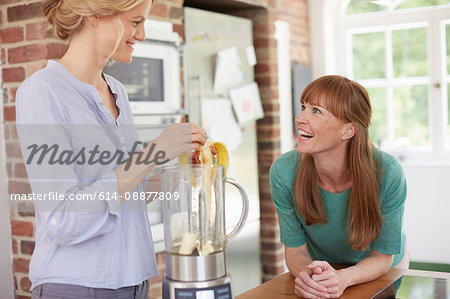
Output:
[342, 123, 357, 140]
[85, 15, 100, 28]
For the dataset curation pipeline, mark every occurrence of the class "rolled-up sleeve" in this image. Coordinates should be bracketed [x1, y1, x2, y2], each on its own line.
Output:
[371, 157, 407, 254]
[269, 157, 306, 248]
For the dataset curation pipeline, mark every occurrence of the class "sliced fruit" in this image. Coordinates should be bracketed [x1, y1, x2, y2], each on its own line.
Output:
[199, 140, 213, 165]
[175, 140, 229, 257]
[213, 142, 229, 175]
[177, 140, 229, 175]
[177, 151, 190, 166]
[179, 232, 197, 255]
[199, 242, 215, 256]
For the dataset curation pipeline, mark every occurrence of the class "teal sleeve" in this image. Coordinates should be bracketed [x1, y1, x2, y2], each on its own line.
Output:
[269, 154, 306, 248]
[371, 156, 407, 255]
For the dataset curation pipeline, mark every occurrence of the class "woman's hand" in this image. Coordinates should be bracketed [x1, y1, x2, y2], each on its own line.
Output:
[307, 261, 349, 298]
[191, 144, 217, 164]
[294, 267, 330, 298]
[153, 123, 207, 161]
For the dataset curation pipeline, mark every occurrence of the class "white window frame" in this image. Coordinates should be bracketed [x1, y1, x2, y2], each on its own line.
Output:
[310, 0, 450, 162]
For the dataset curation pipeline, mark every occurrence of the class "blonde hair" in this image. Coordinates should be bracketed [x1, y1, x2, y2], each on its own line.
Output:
[43, 0, 154, 40]
[294, 75, 382, 251]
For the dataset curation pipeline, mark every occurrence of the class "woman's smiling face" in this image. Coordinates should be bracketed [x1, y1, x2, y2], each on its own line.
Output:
[114, 0, 151, 63]
[295, 97, 351, 156]
[97, 0, 152, 64]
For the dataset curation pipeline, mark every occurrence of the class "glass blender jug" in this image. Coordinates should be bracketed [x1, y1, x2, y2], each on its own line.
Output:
[158, 164, 249, 299]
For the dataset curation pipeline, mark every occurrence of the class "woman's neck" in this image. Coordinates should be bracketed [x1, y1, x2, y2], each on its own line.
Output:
[313, 150, 352, 193]
[57, 33, 108, 90]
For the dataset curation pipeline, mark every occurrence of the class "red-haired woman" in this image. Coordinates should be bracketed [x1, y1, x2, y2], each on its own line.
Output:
[270, 75, 408, 298]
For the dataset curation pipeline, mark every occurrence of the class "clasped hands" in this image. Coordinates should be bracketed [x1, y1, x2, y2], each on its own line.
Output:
[294, 261, 348, 299]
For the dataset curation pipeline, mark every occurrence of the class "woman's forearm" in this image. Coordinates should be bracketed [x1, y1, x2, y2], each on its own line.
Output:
[285, 244, 313, 277]
[115, 123, 207, 201]
[338, 251, 394, 288]
[116, 143, 163, 202]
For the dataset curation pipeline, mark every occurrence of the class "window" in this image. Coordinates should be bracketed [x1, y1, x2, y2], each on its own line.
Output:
[346, 0, 450, 15]
[335, 0, 450, 160]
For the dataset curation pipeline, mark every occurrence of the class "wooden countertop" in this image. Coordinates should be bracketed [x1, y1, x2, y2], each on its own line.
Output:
[236, 268, 450, 299]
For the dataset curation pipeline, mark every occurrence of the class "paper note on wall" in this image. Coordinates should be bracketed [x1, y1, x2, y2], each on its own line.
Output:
[245, 45, 257, 67]
[229, 83, 264, 125]
[201, 98, 243, 151]
[213, 47, 245, 93]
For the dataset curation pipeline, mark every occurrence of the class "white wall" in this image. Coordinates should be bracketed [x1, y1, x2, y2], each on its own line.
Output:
[275, 20, 294, 154]
[402, 163, 450, 264]
[308, 0, 340, 77]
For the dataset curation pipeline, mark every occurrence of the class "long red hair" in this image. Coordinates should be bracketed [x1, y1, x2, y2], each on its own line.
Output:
[294, 75, 382, 251]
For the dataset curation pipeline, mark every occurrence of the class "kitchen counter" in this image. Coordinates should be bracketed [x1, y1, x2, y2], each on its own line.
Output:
[236, 267, 450, 298]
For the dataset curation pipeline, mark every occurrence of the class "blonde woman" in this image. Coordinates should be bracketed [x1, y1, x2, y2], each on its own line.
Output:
[270, 75, 408, 298]
[16, 0, 206, 298]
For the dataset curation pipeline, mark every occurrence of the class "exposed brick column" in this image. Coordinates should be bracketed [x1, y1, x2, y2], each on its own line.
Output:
[234, 6, 285, 282]
[252, 9, 285, 282]
[254, 0, 310, 282]
[235, 0, 310, 283]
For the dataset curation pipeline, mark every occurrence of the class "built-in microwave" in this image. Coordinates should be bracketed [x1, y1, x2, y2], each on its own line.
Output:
[103, 20, 182, 116]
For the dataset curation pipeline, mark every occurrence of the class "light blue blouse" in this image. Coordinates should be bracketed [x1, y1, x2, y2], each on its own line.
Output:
[16, 60, 158, 290]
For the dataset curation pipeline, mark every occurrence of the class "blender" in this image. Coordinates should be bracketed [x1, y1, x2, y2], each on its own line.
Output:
[158, 164, 249, 299]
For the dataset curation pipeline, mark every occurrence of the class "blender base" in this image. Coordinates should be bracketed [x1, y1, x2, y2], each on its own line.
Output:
[162, 274, 233, 299]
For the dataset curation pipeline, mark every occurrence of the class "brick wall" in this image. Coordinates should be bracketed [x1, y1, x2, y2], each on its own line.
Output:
[2, 1, 57, 298]
[233, 0, 310, 282]
[261, 0, 310, 282]
[0, 1, 182, 298]
[0, 0, 309, 297]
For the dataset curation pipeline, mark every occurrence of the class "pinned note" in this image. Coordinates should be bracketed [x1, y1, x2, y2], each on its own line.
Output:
[201, 98, 243, 151]
[213, 47, 245, 93]
[245, 45, 257, 66]
[229, 83, 264, 125]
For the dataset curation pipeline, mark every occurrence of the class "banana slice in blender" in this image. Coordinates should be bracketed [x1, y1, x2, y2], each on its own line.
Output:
[177, 141, 229, 175]
[211, 142, 229, 175]
[179, 232, 197, 255]
[177, 141, 229, 256]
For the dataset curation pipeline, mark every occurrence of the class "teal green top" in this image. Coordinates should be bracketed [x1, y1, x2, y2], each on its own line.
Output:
[269, 149, 407, 267]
